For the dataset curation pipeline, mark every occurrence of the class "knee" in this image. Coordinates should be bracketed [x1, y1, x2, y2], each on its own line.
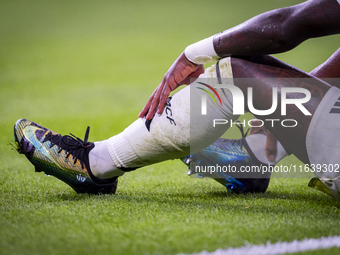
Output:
[229, 56, 255, 78]
[230, 55, 285, 78]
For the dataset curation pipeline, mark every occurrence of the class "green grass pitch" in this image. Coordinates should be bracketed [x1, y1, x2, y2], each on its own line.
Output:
[1, 0, 340, 254]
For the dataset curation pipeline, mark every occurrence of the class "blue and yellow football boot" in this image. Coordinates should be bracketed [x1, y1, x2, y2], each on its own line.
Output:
[14, 119, 118, 194]
[183, 134, 272, 193]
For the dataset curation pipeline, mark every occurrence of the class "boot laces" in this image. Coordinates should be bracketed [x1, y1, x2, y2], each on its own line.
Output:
[43, 126, 91, 169]
[231, 121, 249, 148]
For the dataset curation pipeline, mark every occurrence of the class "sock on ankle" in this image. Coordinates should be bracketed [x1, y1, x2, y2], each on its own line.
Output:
[91, 57, 239, 179]
[89, 140, 126, 179]
[245, 133, 288, 165]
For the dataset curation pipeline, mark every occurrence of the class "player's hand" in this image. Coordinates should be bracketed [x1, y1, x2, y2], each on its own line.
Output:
[139, 52, 204, 120]
[249, 119, 277, 162]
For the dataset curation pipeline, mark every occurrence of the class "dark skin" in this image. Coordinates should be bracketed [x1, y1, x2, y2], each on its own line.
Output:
[310, 47, 340, 80]
[231, 55, 332, 164]
[249, 48, 340, 161]
[138, 0, 340, 162]
[139, 0, 340, 121]
[214, 0, 340, 56]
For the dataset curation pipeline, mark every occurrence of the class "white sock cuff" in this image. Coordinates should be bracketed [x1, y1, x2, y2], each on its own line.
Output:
[184, 36, 219, 65]
[245, 133, 288, 165]
[107, 134, 139, 169]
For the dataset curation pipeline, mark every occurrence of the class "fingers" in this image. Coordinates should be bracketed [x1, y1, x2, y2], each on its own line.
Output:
[265, 129, 278, 162]
[139, 80, 173, 120]
[145, 86, 162, 120]
[140, 70, 178, 120]
[142, 79, 172, 120]
[138, 94, 153, 118]
[138, 98, 153, 119]
[249, 119, 278, 162]
[139, 52, 199, 120]
[157, 85, 171, 115]
[139, 87, 160, 119]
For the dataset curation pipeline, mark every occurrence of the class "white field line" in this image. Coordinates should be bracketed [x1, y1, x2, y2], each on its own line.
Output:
[181, 236, 340, 255]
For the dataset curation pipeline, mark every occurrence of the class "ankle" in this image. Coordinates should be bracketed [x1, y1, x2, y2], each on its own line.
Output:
[89, 140, 125, 179]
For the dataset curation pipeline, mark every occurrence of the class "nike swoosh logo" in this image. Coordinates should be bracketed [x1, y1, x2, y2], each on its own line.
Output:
[24, 126, 55, 163]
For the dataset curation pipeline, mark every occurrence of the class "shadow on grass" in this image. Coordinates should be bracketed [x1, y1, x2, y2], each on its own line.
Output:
[52, 184, 340, 212]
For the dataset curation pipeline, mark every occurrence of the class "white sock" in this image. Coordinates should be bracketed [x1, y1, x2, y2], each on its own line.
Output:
[91, 57, 238, 179]
[245, 133, 288, 165]
[89, 140, 125, 179]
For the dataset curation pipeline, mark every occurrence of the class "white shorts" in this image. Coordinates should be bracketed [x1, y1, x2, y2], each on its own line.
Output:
[306, 86, 340, 199]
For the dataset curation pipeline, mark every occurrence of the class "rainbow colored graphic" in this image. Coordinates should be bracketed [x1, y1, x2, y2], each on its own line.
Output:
[196, 82, 222, 106]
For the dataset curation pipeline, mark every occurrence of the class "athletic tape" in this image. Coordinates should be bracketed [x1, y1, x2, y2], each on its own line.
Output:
[184, 36, 219, 65]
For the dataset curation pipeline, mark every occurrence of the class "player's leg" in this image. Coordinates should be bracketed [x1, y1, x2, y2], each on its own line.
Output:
[183, 55, 330, 193]
[93, 61, 239, 179]
[13, 55, 310, 194]
[187, 53, 334, 166]
[242, 49, 340, 164]
[14, 61, 240, 194]
[230, 55, 331, 164]
[97, 57, 289, 194]
[187, 52, 340, 195]
[231, 55, 340, 200]
[14, 54, 338, 196]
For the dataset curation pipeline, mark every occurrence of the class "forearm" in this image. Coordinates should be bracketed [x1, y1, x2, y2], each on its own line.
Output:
[185, 0, 340, 65]
[185, 7, 300, 65]
[214, 0, 340, 58]
[213, 7, 302, 57]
